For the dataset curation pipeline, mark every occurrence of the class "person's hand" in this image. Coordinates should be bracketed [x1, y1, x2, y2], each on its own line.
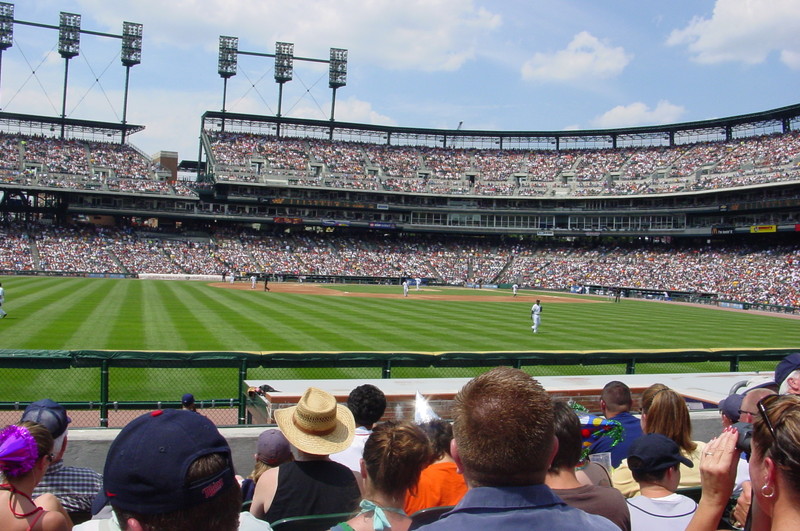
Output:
[686, 427, 742, 531]
[731, 481, 751, 528]
[698, 426, 740, 506]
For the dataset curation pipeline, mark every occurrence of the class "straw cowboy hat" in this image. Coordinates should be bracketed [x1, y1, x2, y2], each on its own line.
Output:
[274, 387, 355, 455]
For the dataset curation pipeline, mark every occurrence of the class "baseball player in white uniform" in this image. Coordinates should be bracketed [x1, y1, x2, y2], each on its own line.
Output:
[0, 282, 6, 318]
[512, 283, 519, 297]
[531, 299, 542, 333]
[402, 280, 409, 297]
[250, 275, 257, 289]
[415, 277, 421, 291]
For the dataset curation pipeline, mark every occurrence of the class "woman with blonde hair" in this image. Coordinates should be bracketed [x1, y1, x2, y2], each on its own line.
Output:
[612, 384, 706, 497]
[332, 421, 432, 531]
[0, 421, 72, 530]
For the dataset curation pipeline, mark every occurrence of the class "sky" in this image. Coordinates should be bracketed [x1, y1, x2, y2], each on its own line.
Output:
[2, 0, 799, 160]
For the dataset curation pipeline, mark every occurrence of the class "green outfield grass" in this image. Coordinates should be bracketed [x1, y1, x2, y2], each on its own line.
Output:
[2, 276, 798, 351]
[0, 276, 797, 402]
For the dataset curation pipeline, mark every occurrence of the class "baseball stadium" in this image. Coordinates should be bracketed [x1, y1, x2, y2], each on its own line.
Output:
[0, 6, 799, 519]
[0, 3, 798, 426]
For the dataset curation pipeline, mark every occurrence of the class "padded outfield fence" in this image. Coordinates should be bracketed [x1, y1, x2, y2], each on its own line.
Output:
[0, 348, 793, 428]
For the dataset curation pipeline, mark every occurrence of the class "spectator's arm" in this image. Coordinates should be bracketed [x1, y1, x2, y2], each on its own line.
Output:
[249, 466, 279, 520]
[686, 428, 739, 531]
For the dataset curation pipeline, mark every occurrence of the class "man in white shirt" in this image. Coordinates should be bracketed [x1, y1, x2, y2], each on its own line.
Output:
[331, 384, 387, 473]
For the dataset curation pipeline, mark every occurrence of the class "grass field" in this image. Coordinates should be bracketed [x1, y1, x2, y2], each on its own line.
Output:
[1, 276, 798, 402]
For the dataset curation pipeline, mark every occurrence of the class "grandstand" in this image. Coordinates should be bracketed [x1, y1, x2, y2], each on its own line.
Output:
[0, 104, 799, 310]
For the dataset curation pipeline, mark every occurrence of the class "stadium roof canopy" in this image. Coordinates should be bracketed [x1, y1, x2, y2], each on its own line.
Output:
[0, 111, 144, 141]
[202, 103, 800, 150]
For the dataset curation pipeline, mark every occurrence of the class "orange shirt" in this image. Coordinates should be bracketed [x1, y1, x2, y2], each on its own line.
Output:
[405, 461, 468, 515]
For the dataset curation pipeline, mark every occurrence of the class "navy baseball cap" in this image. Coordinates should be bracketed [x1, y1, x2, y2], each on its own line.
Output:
[95, 409, 236, 515]
[181, 393, 195, 406]
[627, 433, 693, 474]
[719, 394, 744, 423]
[774, 353, 800, 388]
[21, 399, 71, 439]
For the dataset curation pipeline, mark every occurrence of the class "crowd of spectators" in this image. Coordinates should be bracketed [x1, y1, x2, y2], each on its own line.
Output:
[2, 221, 799, 308]
[203, 129, 800, 197]
[4, 353, 800, 530]
[2, 129, 799, 198]
[0, 134, 186, 196]
[500, 244, 800, 307]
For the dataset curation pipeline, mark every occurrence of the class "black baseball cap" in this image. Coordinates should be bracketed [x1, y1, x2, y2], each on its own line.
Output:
[94, 409, 236, 515]
[627, 433, 693, 473]
[21, 399, 71, 439]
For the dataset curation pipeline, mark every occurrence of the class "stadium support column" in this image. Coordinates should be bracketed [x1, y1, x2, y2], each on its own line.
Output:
[58, 12, 81, 140]
[218, 36, 238, 133]
[328, 48, 347, 140]
[0, 3, 13, 110]
[274, 42, 294, 137]
[121, 22, 143, 144]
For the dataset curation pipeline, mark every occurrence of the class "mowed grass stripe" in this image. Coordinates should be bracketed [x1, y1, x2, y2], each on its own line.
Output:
[159, 282, 268, 351]
[4, 278, 118, 349]
[138, 281, 189, 351]
[260, 294, 384, 351]
[62, 279, 133, 350]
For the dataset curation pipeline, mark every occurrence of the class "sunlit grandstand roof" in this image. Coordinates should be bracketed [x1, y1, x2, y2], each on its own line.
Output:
[203, 103, 800, 149]
[0, 111, 144, 141]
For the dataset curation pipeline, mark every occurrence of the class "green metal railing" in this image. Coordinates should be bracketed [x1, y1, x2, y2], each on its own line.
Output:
[0, 348, 792, 427]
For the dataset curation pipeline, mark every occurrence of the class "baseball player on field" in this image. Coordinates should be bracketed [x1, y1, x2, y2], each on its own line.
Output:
[531, 299, 542, 333]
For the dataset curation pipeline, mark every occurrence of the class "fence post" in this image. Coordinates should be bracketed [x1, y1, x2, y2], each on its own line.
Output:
[626, 358, 636, 375]
[238, 360, 248, 425]
[382, 360, 391, 379]
[730, 355, 740, 372]
[100, 360, 109, 428]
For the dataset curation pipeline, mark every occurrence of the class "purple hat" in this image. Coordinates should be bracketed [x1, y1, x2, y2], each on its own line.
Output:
[627, 433, 693, 474]
[718, 394, 743, 423]
[256, 429, 291, 466]
[21, 399, 71, 439]
[181, 393, 195, 406]
[96, 409, 235, 515]
[774, 353, 800, 388]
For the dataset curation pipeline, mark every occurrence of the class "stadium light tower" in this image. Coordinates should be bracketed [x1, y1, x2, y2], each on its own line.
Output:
[0, 2, 13, 110]
[218, 36, 238, 132]
[58, 12, 81, 139]
[120, 21, 142, 143]
[274, 41, 294, 118]
[328, 48, 347, 123]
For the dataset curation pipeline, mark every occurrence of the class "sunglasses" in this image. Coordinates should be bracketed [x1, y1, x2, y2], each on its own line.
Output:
[756, 394, 780, 442]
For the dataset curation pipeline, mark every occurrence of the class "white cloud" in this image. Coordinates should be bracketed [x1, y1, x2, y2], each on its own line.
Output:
[521, 31, 632, 82]
[592, 101, 686, 129]
[288, 97, 396, 126]
[76, 0, 502, 72]
[667, 0, 800, 69]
